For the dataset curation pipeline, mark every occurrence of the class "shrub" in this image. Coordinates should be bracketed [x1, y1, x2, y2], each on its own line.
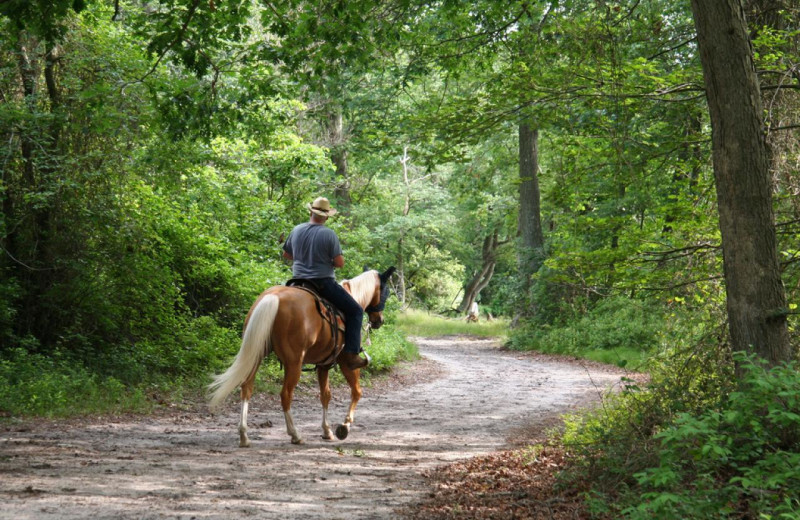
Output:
[624, 354, 800, 519]
[561, 349, 800, 519]
[508, 295, 666, 368]
[0, 348, 147, 417]
[361, 323, 419, 373]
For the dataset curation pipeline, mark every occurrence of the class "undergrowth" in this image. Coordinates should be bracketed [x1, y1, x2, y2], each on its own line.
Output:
[508, 296, 679, 370]
[559, 336, 800, 519]
[0, 348, 151, 417]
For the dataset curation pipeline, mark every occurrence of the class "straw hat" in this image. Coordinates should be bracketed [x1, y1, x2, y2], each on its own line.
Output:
[307, 197, 338, 217]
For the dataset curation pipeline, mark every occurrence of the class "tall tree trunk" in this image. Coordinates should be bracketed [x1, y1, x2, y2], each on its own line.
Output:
[691, 0, 791, 365]
[327, 108, 351, 212]
[518, 121, 545, 287]
[393, 146, 413, 308]
[17, 37, 38, 203]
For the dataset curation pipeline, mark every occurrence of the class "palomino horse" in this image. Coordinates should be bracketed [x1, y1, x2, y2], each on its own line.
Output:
[209, 267, 395, 447]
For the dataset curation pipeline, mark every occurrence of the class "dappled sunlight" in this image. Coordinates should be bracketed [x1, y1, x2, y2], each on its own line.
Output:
[0, 335, 625, 519]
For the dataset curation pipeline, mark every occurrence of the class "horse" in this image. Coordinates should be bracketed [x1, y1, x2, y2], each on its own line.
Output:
[208, 266, 395, 447]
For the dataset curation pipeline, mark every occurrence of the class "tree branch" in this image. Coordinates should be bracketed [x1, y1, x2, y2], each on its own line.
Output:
[769, 123, 800, 132]
[123, 0, 202, 89]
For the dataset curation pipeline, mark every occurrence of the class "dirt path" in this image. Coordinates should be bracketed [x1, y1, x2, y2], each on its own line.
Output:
[0, 336, 626, 520]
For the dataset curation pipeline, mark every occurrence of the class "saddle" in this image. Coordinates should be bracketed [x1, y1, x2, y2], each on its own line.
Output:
[285, 278, 346, 370]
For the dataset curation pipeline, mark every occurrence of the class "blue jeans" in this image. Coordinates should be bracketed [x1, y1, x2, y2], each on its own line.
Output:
[313, 277, 363, 354]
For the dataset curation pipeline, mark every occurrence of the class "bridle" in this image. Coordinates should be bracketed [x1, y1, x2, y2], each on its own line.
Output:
[365, 284, 389, 314]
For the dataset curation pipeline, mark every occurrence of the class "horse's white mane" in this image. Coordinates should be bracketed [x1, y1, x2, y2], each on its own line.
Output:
[344, 270, 379, 308]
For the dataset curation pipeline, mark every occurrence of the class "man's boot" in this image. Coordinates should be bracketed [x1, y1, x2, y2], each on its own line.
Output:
[339, 351, 368, 370]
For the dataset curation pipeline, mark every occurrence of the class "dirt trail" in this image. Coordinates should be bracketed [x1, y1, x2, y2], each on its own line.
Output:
[0, 336, 626, 520]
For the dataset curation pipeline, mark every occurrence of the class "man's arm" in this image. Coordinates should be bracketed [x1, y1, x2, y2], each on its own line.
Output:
[283, 250, 293, 261]
[332, 255, 344, 268]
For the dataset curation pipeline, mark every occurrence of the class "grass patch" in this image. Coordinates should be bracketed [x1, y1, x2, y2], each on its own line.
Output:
[0, 348, 151, 418]
[581, 347, 651, 370]
[395, 308, 509, 339]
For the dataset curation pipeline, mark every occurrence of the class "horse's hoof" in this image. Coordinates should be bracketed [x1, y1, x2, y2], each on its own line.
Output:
[335, 424, 349, 440]
[322, 432, 334, 441]
[291, 437, 304, 445]
[239, 439, 251, 448]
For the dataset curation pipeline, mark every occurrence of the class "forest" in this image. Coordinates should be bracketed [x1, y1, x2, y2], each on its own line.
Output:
[1, 0, 799, 517]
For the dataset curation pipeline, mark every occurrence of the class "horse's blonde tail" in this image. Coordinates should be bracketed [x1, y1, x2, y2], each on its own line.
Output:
[208, 294, 279, 410]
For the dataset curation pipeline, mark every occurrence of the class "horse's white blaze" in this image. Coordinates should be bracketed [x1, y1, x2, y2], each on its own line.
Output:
[208, 294, 279, 409]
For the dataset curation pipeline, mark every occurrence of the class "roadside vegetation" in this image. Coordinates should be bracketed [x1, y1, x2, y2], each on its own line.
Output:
[0, 318, 416, 418]
[396, 309, 509, 340]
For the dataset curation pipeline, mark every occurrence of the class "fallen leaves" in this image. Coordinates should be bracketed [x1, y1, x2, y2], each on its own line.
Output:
[404, 445, 595, 519]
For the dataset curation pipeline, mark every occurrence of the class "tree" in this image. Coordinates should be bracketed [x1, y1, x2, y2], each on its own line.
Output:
[517, 120, 545, 289]
[690, 0, 792, 364]
[457, 229, 503, 314]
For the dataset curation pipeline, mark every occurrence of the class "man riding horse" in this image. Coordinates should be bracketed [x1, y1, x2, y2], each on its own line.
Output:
[209, 196, 394, 446]
[281, 196, 368, 371]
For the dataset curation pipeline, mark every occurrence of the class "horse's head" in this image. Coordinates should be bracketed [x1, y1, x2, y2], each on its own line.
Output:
[364, 266, 395, 329]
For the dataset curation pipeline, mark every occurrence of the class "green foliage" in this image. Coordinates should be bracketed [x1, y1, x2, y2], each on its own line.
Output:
[0, 1, 334, 416]
[360, 322, 419, 374]
[559, 318, 800, 520]
[0, 0, 88, 43]
[623, 354, 800, 519]
[508, 296, 667, 369]
[0, 347, 148, 417]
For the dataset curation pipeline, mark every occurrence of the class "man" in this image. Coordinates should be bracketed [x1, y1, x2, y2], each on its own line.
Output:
[282, 196, 368, 370]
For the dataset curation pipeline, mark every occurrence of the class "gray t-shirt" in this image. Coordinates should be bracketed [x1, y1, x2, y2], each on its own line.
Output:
[282, 222, 342, 279]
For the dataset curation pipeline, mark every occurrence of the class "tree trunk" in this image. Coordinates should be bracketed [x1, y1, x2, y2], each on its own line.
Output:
[17, 37, 38, 200]
[458, 231, 500, 314]
[396, 241, 407, 308]
[690, 0, 791, 365]
[327, 108, 351, 212]
[518, 121, 545, 286]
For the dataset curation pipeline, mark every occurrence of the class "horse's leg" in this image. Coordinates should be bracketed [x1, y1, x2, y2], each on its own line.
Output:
[281, 362, 304, 444]
[334, 367, 362, 441]
[238, 368, 259, 448]
[317, 367, 334, 440]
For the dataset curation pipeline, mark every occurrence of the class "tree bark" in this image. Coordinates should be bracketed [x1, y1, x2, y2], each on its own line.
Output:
[458, 231, 500, 314]
[690, 0, 791, 365]
[17, 37, 38, 195]
[518, 121, 545, 287]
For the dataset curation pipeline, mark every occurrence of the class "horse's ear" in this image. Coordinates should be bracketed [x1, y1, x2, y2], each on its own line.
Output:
[380, 266, 396, 283]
